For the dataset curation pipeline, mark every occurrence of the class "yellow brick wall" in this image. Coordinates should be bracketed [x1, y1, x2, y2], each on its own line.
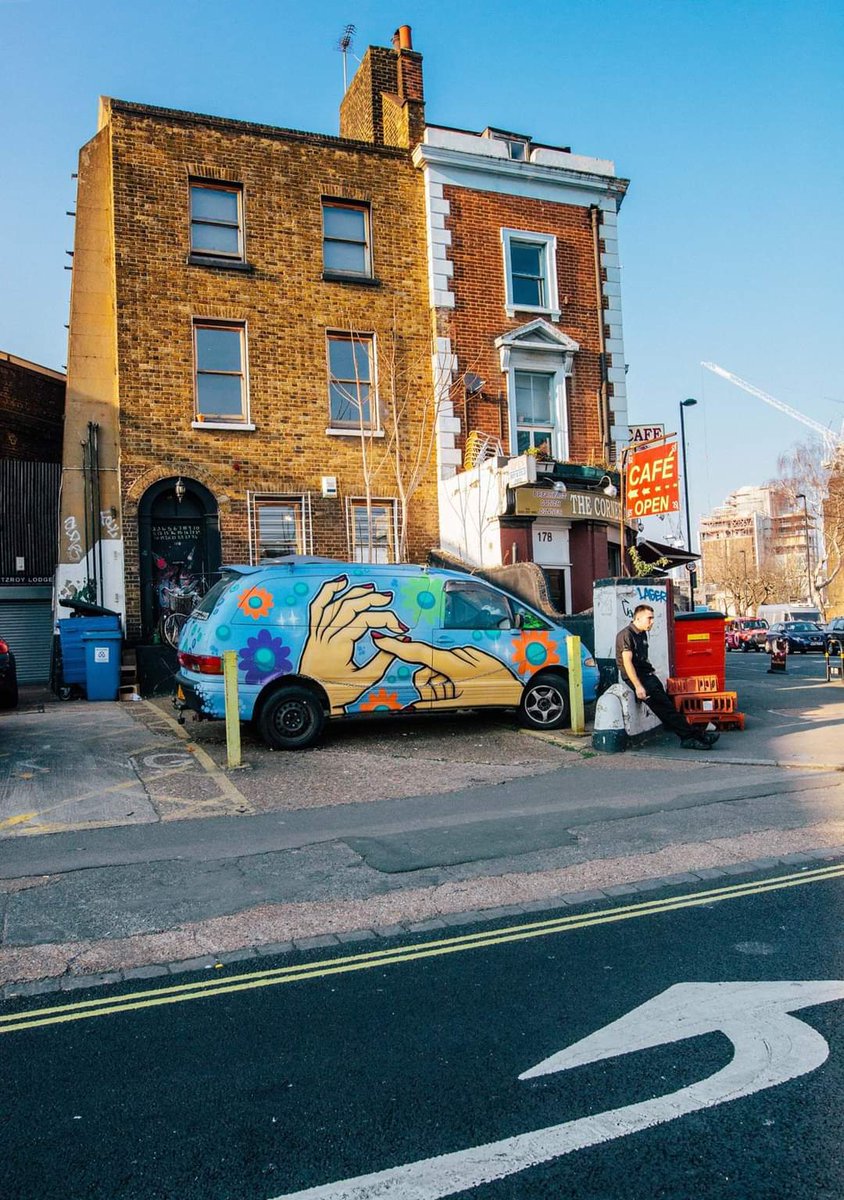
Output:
[105, 103, 439, 634]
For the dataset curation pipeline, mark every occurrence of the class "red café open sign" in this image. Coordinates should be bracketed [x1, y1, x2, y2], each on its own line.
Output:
[625, 439, 680, 517]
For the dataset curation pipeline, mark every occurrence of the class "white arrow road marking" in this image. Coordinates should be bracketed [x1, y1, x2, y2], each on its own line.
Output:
[270, 981, 844, 1200]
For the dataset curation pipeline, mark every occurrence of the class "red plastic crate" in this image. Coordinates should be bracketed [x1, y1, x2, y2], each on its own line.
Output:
[674, 691, 738, 715]
[666, 674, 719, 695]
[685, 710, 745, 731]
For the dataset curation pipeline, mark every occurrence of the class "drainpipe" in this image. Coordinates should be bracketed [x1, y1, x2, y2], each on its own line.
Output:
[590, 205, 612, 464]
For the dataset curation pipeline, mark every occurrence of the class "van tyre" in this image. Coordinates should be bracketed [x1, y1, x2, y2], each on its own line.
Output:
[258, 685, 325, 750]
[519, 672, 570, 731]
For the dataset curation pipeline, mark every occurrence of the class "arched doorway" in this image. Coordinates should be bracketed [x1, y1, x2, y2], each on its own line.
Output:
[137, 478, 221, 641]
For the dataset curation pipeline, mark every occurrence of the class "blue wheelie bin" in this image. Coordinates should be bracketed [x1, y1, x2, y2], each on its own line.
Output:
[81, 629, 123, 700]
[57, 599, 121, 698]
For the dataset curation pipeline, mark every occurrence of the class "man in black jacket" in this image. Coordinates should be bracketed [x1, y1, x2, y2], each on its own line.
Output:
[616, 604, 718, 750]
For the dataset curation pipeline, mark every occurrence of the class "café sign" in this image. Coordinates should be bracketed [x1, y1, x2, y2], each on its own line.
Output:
[514, 488, 622, 523]
[628, 424, 665, 444]
[625, 439, 680, 518]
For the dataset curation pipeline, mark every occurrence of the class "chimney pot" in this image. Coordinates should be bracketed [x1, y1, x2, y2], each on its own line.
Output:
[393, 24, 413, 51]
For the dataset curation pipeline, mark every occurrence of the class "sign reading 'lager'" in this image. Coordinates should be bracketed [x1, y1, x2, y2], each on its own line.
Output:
[625, 440, 680, 517]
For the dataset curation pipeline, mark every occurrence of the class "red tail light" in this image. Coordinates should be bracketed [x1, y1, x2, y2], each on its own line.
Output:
[177, 651, 223, 675]
[0, 640, 8, 654]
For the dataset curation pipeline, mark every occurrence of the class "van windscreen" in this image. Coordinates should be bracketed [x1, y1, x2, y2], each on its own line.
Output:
[193, 572, 242, 620]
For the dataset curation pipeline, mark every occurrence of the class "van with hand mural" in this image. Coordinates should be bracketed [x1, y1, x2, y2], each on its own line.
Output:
[174, 558, 599, 749]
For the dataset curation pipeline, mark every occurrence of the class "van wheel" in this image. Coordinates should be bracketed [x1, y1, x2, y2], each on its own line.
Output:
[519, 672, 570, 731]
[258, 685, 325, 750]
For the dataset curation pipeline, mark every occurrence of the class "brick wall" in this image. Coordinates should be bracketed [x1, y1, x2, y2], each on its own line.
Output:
[441, 186, 605, 461]
[339, 44, 425, 148]
[0, 356, 65, 462]
[101, 103, 437, 635]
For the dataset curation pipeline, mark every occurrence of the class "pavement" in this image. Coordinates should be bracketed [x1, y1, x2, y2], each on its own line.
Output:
[1, 652, 842, 996]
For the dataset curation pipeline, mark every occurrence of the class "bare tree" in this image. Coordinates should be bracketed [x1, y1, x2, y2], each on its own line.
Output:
[330, 315, 459, 563]
[771, 439, 844, 617]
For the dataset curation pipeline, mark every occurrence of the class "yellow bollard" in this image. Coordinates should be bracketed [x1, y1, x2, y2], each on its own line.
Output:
[223, 650, 242, 769]
[566, 635, 585, 735]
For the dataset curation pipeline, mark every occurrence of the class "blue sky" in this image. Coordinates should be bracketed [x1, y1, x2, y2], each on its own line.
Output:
[1, 0, 842, 537]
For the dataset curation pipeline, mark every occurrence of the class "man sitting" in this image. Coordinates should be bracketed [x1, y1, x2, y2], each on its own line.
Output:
[616, 604, 718, 750]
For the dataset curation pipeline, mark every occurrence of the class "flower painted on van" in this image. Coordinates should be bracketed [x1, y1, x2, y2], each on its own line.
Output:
[238, 586, 274, 620]
[511, 632, 560, 677]
[358, 688, 402, 712]
[238, 629, 292, 684]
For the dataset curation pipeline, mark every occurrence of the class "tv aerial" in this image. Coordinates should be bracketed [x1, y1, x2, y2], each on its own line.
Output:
[337, 24, 357, 92]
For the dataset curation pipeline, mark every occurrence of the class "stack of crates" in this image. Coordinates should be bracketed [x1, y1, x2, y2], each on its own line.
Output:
[666, 675, 745, 731]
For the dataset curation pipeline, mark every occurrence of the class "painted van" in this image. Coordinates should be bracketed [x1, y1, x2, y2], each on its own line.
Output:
[174, 557, 599, 750]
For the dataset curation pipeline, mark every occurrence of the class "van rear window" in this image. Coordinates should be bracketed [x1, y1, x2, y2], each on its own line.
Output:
[193, 572, 241, 620]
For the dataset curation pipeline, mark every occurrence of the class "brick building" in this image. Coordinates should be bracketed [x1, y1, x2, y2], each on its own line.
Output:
[413, 121, 630, 612]
[58, 23, 634, 682]
[0, 352, 64, 682]
[58, 28, 435, 657]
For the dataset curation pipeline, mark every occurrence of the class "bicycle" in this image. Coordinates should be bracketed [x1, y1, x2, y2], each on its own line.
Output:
[159, 582, 200, 649]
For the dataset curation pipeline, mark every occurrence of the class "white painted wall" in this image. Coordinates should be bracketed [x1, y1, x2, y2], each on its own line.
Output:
[438, 459, 508, 568]
[593, 579, 671, 681]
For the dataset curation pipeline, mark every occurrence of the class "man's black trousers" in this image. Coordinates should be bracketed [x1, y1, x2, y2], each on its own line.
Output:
[639, 674, 699, 740]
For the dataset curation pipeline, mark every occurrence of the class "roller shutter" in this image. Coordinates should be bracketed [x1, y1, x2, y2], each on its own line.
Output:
[0, 589, 53, 682]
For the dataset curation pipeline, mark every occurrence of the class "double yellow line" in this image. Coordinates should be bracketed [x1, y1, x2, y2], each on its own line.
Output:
[3, 861, 843, 1036]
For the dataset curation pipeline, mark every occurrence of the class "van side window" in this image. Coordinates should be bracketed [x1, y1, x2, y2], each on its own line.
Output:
[443, 581, 513, 630]
[512, 603, 549, 631]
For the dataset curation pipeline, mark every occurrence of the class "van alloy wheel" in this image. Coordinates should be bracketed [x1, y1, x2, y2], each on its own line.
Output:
[518, 672, 570, 731]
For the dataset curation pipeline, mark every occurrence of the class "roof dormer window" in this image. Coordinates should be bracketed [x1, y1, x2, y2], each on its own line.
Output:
[482, 127, 531, 161]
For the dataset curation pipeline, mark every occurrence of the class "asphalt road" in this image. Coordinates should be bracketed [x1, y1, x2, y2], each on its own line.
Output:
[2, 860, 843, 1200]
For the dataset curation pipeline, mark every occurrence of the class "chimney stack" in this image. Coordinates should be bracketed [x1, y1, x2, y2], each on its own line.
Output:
[339, 25, 424, 149]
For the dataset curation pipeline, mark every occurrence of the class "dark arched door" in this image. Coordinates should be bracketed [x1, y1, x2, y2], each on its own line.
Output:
[138, 478, 221, 641]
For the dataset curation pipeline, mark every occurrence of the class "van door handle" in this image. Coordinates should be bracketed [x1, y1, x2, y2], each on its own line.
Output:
[436, 636, 455, 646]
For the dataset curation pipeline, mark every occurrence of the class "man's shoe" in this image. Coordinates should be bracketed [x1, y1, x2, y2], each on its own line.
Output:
[681, 737, 712, 750]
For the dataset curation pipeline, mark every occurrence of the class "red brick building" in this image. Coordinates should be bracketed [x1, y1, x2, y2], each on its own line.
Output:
[413, 123, 630, 612]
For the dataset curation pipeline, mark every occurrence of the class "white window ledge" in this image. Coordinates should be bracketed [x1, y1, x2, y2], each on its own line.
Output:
[192, 420, 256, 431]
[504, 305, 561, 322]
[325, 427, 384, 438]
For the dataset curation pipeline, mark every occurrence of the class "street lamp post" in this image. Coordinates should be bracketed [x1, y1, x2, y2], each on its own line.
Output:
[680, 398, 698, 611]
[795, 492, 812, 601]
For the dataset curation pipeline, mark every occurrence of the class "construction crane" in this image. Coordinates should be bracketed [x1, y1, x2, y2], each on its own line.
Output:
[701, 362, 843, 458]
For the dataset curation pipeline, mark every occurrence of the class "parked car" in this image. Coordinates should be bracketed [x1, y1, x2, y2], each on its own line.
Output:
[764, 621, 826, 654]
[175, 558, 600, 750]
[824, 616, 844, 651]
[0, 635, 19, 709]
[725, 617, 769, 652]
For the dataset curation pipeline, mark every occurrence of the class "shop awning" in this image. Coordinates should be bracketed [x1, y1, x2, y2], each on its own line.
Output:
[635, 537, 700, 571]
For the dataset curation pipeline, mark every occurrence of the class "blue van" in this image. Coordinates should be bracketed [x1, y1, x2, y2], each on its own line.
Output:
[174, 557, 599, 750]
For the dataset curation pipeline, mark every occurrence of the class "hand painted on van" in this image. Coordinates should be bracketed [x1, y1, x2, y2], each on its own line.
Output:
[369, 634, 523, 708]
[300, 575, 415, 713]
[293, 575, 562, 715]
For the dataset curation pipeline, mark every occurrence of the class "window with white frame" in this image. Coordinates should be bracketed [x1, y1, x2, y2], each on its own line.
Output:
[327, 332, 376, 430]
[322, 200, 371, 277]
[501, 229, 560, 319]
[189, 181, 244, 260]
[251, 496, 310, 561]
[348, 499, 396, 563]
[514, 371, 555, 455]
[193, 321, 248, 424]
